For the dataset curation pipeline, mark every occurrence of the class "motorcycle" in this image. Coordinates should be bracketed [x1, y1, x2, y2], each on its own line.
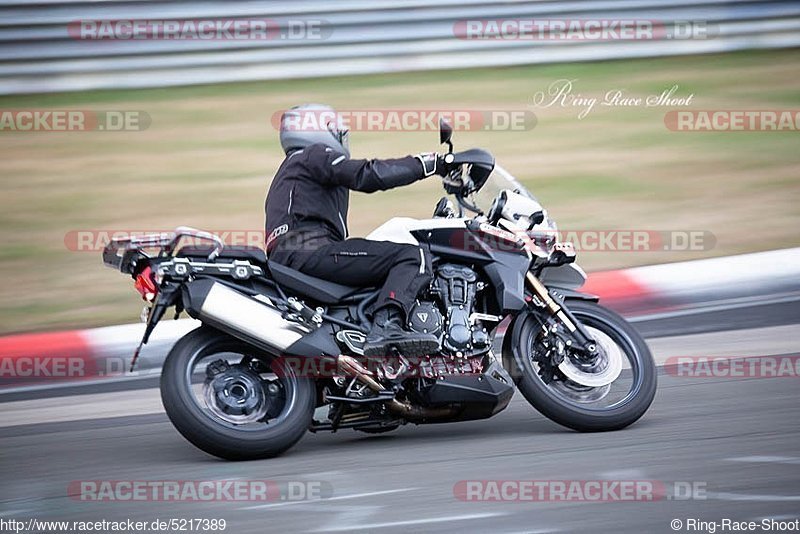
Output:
[102, 121, 656, 460]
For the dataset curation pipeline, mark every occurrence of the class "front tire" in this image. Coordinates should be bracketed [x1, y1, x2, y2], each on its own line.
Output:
[160, 327, 315, 460]
[510, 301, 657, 432]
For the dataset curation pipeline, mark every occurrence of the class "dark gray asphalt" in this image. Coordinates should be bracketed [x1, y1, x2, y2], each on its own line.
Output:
[1, 371, 799, 533]
[1, 301, 798, 533]
[631, 293, 800, 338]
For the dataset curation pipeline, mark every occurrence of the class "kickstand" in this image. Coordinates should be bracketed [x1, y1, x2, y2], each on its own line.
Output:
[129, 339, 145, 373]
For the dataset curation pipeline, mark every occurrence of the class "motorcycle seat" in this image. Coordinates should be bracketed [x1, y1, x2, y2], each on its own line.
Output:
[177, 246, 267, 265]
[176, 246, 364, 303]
[267, 260, 364, 304]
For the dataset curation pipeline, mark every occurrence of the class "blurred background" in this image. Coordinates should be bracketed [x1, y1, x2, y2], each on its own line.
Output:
[1, 3, 800, 533]
[1, 0, 799, 335]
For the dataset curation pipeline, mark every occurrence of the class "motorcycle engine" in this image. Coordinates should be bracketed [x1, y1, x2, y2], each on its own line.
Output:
[407, 301, 443, 336]
[408, 264, 490, 358]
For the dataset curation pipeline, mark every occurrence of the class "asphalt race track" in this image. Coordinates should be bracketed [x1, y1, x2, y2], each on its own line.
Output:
[1, 298, 798, 534]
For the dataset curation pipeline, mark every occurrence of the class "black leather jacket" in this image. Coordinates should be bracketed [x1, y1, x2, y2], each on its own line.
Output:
[265, 143, 427, 257]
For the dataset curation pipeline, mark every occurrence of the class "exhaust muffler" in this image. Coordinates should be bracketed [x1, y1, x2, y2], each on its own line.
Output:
[183, 279, 308, 353]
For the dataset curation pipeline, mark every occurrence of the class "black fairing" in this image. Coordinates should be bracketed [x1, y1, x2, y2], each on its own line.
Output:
[482, 254, 529, 312]
[413, 360, 514, 421]
[413, 227, 530, 314]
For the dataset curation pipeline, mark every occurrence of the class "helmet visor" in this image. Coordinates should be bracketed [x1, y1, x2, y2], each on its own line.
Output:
[326, 116, 349, 156]
[338, 128, 350, 155]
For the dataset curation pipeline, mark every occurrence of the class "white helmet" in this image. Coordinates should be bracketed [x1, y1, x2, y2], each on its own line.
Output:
[279, 104, 350, 157]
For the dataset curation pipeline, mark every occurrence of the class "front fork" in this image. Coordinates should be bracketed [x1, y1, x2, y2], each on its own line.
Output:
[525, 272, 598, 355]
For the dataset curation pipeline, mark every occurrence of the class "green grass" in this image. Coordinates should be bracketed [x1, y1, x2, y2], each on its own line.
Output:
[1, 49, 799, 334]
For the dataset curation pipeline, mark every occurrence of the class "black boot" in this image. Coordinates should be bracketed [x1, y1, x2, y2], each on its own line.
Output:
[363, 306, 440, 358]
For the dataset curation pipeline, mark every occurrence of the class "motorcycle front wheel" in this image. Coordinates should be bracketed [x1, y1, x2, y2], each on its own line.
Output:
[509, 300, 657, 432]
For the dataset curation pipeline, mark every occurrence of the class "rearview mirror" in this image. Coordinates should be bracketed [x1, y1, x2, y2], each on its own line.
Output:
[439, 119, 453, 152]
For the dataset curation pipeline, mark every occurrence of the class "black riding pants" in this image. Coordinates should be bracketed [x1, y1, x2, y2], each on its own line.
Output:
[271, 236, 433, 317]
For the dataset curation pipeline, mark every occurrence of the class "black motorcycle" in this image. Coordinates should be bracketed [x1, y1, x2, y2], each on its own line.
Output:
[102, 121, 656, 460]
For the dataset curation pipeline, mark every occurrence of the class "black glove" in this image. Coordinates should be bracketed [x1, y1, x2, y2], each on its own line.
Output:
[415, 152, 453, 178]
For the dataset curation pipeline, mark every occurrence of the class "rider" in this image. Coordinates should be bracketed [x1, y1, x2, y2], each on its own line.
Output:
[265, 104, 452, 357]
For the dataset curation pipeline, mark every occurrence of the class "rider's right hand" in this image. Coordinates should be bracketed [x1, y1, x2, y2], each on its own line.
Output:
[416, 152, 455, 178]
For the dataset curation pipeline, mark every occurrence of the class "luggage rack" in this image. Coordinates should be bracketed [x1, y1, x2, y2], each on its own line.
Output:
[102, 226, 225, 273]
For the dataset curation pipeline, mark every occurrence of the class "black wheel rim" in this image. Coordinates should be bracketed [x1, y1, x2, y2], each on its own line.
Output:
[523, 310, 645, 412]
[182, 339, 299, 431]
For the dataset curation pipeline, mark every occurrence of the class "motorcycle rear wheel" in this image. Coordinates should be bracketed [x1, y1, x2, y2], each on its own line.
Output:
[160, 327, 315, 460]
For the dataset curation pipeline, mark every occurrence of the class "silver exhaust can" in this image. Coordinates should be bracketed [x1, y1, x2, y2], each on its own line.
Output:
[184, 279, 307, 352]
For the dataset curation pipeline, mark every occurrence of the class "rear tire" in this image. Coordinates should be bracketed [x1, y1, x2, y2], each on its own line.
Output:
[160, 327, 315, 460]
[510, 301, 657, 432]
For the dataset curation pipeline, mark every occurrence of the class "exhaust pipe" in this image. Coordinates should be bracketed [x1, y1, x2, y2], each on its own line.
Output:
[337, 355, 459, 422]
[183, 279, 308, 353]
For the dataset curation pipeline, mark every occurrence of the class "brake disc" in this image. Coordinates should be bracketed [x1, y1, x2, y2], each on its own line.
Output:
[557, 326, 624, 387]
